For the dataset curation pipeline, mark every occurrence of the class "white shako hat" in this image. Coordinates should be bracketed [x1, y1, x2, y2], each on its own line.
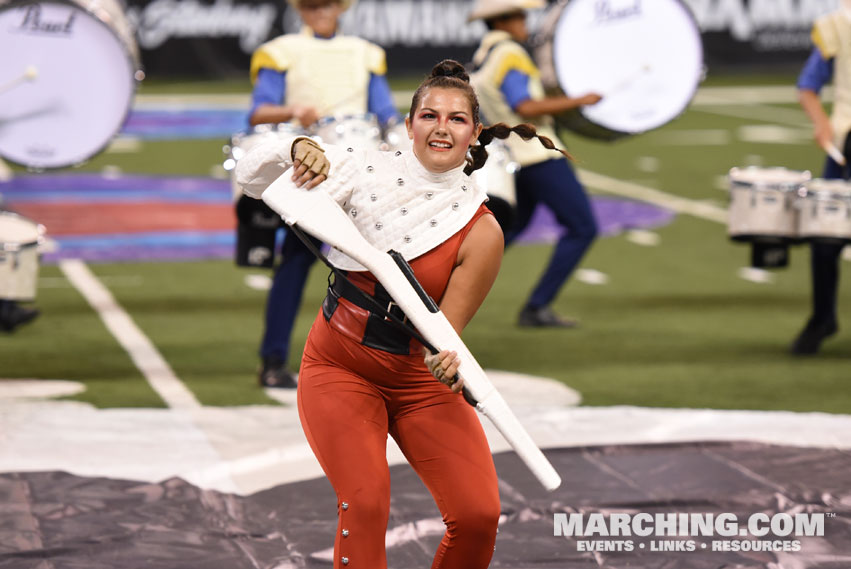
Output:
[467, 0, 546, 23]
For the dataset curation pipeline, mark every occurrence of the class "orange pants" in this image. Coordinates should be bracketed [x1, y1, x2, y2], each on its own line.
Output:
[298, 310, 500, 569]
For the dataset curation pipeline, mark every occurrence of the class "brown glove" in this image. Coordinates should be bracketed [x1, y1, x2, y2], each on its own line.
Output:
[291, 138, 330, 187]
[423, 348, 464, 393]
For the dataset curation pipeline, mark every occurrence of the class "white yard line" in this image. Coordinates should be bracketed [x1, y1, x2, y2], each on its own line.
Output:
[578, 168, 728, 224]
[690, 103, 810, 127]
[59, 259, 201, 410]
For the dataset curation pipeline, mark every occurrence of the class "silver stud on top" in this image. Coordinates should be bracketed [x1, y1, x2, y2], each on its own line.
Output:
[452, 202, 459, 210]
[425, 192, 434, 200]
[347, 147, 354, 152]
[366, 165, 374, 172]
[430, 219, 438, 227]
[341, 502, 349, 510]
[375, 222, 383, 230]
[397, 178, 404, 186]
[341, 557, 349, 565]
[404, 235, 412, 243]
[342, 529, 349, 537]
[370, 194, 377, 202]
[350, 209, 357, 218]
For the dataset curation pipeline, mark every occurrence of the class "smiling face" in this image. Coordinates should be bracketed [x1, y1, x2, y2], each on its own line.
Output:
[405, 87, 483, 173]
[298, 0, 344, 38]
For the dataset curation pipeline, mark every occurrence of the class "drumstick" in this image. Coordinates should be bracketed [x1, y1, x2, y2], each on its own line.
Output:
[0, 65, 38, 95]
[608, 64, 651, 95]
[823, 141, 846, 166]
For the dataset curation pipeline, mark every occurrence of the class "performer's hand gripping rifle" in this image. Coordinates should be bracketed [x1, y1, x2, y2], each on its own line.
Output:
[261, 173, 562, 491]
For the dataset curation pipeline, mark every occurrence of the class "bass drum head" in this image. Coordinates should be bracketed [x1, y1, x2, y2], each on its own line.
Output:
[0, 0, 140, 168]
[538, 0, 703, 140]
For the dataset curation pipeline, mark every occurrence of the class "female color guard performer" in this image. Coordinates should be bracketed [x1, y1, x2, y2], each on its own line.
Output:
[236, 60, 568, 569]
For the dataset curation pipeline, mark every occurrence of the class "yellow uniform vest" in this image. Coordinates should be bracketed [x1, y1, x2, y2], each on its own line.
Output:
[470, 30, 566, 167]
[250, 28, 387, 116]
[813, 12, 851, 146]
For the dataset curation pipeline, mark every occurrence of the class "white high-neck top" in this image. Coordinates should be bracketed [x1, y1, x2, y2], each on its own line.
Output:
[236, 137, 489, 271]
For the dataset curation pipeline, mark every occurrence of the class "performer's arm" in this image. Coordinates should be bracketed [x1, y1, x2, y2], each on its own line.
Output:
[424, 213, 503, 391]
[368, 73, 401, 127]
[501, 69, 601, 119]
[439, 214, 504, 334]
[797, 47, 835, 150]
[235, 137, 358, 202]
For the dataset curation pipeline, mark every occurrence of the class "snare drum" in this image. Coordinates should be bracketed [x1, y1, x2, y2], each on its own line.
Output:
[797, 179, 851, 243]
[314, 114, 383, 150]
[535, 0, 703, 140]
[728, 167, 810, 242]
[471, 140, 519, 206]
[0, 212, 44, 301]
[0, 0, 142, 168]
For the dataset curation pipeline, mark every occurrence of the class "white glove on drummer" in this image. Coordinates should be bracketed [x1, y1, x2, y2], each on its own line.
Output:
[423, 348, 464, 393]
[291, 138, 330, 189]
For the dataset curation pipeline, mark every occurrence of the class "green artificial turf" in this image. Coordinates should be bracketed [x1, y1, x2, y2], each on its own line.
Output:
[2, 75, 848, 412]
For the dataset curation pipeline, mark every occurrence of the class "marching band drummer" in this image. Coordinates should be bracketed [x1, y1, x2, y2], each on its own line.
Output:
[243, 0, 402, 387]
[793, 2, 851, 354]
[236, 60, 570, 569]
[469, 0, 602, 328]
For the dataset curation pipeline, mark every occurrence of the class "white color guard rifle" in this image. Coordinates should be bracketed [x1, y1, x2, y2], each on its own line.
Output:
[261, 173, 562, 491]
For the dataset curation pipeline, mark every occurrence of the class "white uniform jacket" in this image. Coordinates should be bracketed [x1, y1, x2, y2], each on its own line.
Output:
[235, 138, 489, 271]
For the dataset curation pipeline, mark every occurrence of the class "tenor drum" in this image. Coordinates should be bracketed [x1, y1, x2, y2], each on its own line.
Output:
[314, 114, 383, 150]
[0, 0, 142, 168]
[471, 139, 519, 206]
[728, 167, 810, 242]
[0, 212, 44, 301]
[535, 0, 703, 141]
[798, 179, 851, 243]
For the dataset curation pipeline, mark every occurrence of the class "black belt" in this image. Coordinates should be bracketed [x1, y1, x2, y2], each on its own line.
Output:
[324, 275, 416, 355]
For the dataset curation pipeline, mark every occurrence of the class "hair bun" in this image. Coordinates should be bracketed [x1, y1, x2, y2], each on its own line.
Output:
[430, 59, 470, 83]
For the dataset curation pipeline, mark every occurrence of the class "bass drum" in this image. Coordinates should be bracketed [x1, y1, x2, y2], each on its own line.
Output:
[0, 0, 143, 168]
[535, 0, 703, 141]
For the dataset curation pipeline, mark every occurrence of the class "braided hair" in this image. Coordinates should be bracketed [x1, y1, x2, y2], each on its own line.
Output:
[409, 59, 572, 176]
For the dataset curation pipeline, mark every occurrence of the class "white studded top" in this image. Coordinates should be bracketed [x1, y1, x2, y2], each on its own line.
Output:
[235, 137, 489, 271]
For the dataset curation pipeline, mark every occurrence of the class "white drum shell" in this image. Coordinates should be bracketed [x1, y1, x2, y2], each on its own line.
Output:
[471, 140, 519, 206]
[0, 212, 43, 301]
[535, 0, 703, 140]
[0, 0, 141, 168]
[727, 167, 811, 241]
[315, 114, 382, 150]
[798, 180, 851, 242]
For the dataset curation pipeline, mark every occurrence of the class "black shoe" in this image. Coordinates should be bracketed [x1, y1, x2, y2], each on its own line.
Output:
[790, 318, 838, 355]
[258, 357, 298, 388]
[517, 306, 578, 328]
[0, 300, 40, 333]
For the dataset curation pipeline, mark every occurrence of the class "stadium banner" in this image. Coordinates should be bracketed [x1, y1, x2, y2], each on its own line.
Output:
[122, 0, 840, 78]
